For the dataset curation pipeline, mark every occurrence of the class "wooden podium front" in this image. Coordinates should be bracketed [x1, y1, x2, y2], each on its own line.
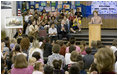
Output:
[89, 24, 101, 47]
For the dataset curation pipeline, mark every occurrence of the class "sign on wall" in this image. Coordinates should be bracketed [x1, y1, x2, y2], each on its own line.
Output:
[91, 1, 117, 14]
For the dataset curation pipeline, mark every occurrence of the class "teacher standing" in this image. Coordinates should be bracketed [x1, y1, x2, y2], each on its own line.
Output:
[89, 11, 103, 25]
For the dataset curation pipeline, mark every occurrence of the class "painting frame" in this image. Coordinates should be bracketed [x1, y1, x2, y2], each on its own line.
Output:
[5, 16, 23, 28]
[1, 1, 12, 9]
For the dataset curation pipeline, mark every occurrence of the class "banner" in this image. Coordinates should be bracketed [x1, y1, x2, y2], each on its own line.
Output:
[91, 1, 117, 14]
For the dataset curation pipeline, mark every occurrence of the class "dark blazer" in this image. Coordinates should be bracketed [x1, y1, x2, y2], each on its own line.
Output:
[57, 24, 69, 34]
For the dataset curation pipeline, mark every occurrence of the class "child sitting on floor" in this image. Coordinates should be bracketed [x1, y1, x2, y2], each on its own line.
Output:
[28, 57, 36, 66]
[53, 59, 65, 74]
[32, 62, 44, 74]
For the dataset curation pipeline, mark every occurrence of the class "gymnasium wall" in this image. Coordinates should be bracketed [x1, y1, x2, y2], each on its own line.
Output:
[1, 1, 17, 38]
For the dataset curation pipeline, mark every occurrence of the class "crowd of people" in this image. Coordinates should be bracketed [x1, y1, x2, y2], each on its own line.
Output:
[1, 8, 117, 74]
[14, 8, 83, 40]
[1, 35, 117, 74]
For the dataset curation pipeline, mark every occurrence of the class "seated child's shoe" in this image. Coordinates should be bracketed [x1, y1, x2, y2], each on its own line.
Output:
[73, 31, 76, 33]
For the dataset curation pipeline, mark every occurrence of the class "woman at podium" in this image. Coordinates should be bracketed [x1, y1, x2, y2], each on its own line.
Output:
[89, 11, 103, 25]
[88, 11, 102, 47]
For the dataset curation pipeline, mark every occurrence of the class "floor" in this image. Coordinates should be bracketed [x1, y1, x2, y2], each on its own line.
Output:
[69, 29, 117, 36]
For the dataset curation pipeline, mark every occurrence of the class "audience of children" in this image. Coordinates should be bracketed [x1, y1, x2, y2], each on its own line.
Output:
[1, 8, 117, 74]
[15, 7, 84, 41]
[1, 35, 117, 74]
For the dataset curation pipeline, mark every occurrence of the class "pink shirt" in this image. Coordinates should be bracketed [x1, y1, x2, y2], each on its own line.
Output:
[66, 45, 80, 53]
[80, 50, 87, 55]
[38, 58, 44, 64]
[11, 66, 34, 74]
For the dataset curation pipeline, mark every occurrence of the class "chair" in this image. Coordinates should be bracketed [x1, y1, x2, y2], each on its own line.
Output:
[38, 30, 47, 37]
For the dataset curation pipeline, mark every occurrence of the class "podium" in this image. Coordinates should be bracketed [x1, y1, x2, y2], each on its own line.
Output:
[89, 24, 101, 47]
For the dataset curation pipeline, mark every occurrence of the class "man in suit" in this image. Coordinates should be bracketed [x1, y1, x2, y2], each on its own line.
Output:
[57, 20, 69, 40]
